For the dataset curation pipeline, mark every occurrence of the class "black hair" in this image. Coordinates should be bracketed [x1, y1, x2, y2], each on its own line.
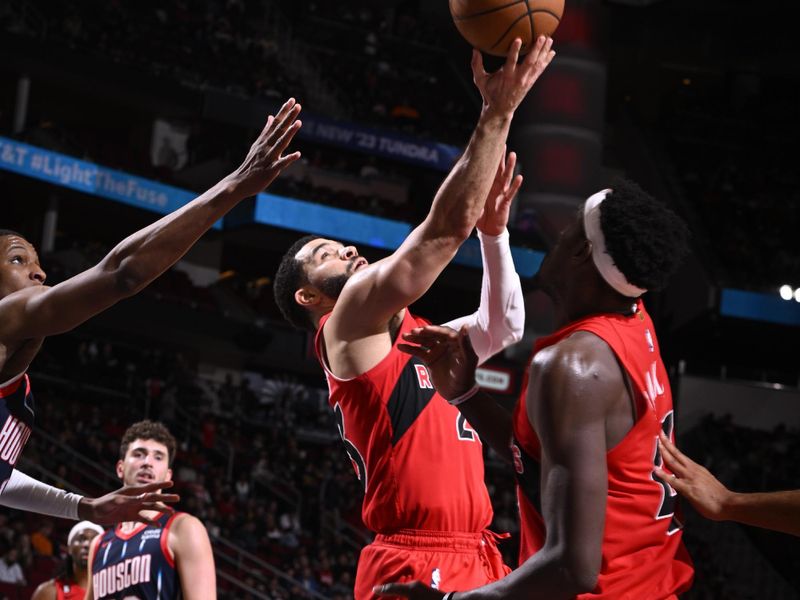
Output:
[600, 179, 691, 292]
[273, 235, 321, 331]
[0, 229, 25, 239]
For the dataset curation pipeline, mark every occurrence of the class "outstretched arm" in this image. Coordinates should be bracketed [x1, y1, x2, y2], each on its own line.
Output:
[329, 38, 554, 341]
[656, 433, 800, 537]
[443, 150, 524, 365]
[0, 99, 302, 343]
[1, 469, 178, 524]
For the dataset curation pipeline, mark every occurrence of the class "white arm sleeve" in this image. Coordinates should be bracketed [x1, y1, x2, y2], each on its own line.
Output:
[0, 469, 83, 520]
[442, 229, 525, 365]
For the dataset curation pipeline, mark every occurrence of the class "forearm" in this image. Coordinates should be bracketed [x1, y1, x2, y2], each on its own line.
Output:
[721, 490, 800, 536]
[444, 230, 524, 364]
[0, 469, 82, 519]
[455, 546, 588, 600]
[457, 391, 513, 462]
[426, 113, 512, 240]
[105, 177, 244, 292]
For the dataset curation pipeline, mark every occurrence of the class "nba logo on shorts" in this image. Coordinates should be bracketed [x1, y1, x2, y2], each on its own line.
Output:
[431, 568, 441, 589]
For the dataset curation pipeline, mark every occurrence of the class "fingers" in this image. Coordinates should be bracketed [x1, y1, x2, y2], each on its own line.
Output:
[123, 480, 174, 495]
[504, 37, 523, 72]
[522, 35, 547, 69]
[260, 98, 294, 137]
[397, 343, 430, 359]
[654, 467, 687, 494]
[658, 433, 690, 476]
[471, 48, 487, 87]
[140, 493, 180, 504]
[505, 174, 523, 202]
[503, 151, 517, 190]
[373, 583, 415, 597]
[269, 119, 303, 158]
[266, 102, 302, 147]
[271, 151, 303, 172]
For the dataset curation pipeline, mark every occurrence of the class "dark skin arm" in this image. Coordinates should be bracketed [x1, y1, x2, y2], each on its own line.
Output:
[398, 326, 513, 462]
[385, 330, 625, 599]
[656, 433, 800, 537]
[0, 99, 301, 347]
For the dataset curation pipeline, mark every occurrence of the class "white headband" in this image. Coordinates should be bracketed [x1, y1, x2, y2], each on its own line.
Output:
[67, 521, 104, 545]
[583, 189, 648, 298]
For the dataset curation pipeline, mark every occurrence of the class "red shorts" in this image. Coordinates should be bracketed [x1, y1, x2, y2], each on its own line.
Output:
[354, 529, 511, 600]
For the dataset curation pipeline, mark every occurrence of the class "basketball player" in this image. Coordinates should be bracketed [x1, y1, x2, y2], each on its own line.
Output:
[31, 520, 104, 600]
[657, 432, 800, 537]
[377, 180, 695, 599]
[85, 420, 215, 600]
[273, 37, 555, 599]
[0, 98, 302, 522]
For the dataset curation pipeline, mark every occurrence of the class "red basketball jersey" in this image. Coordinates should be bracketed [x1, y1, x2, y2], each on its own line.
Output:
[55, 577, 86, 600]
[315, 310, 493, 533]
[512, 301, 694, 599]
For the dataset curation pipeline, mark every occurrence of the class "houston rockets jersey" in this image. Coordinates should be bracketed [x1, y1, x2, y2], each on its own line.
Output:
[91, 512, 182, 600]
[0, 373, 34, 493]
[55, 576, 87, 600]
[315, 310, 493, 534]
[512, 301, 694, 599]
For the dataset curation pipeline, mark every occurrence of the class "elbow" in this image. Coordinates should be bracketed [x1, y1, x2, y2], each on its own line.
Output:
[113, 261, 148, 297]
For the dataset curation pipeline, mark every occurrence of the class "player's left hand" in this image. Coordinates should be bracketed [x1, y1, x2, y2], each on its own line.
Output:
[78, 481, 180, 525]
[374, 581, 445, 599]
[476, 147, 522, 236]
[398, 325, 478, 402]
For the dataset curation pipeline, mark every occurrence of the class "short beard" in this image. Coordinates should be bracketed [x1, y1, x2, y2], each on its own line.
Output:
[318, 273, 350, 300]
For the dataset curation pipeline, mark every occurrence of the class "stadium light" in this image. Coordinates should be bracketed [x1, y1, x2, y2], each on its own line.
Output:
[779, 285, 793, 301]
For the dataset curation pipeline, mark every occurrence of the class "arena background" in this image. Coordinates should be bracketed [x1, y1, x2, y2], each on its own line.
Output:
[1, 0, 798, 598]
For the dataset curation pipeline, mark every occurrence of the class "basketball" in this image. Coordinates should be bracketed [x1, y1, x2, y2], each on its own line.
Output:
[450, 0, 565, 57]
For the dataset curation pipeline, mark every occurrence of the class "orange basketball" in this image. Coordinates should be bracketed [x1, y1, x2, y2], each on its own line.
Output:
[450, 0, 564, 57]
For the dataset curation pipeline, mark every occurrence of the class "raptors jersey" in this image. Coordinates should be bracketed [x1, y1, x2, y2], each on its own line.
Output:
[315, 310, 493, 534]
[0, 373, 34, 493]
[91, 512, 182, 600]
[512, 301, 694, 599]
[54, 576, 86, 600]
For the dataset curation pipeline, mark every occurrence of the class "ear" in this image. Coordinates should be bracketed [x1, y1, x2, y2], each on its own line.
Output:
[573, 239, 593, 265]
[165, 468, 173, 483]
[115, 459, 124, 480]
[294, 285, 321, 308]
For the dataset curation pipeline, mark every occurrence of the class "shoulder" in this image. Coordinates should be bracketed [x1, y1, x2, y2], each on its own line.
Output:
[31, 578, 57, 600]
[532, 331, 621, 386]
[169, 513, 210, 545]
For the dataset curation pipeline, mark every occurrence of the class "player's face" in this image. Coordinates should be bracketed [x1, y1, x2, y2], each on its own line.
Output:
[532, 207, 585, 298]
[295, 238, 369, 300]
[69, 528, 99, 568]
[116, 438, 172, 488]
[0, 236, 46, 299]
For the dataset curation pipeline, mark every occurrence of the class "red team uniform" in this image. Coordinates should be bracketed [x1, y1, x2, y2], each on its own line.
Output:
[315, 311, 509, 599]
[53, 577, 86, 600]
[512, 301, 694, 599]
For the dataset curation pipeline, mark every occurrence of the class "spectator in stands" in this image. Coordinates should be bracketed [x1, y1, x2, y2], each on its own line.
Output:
[0, 546, 26, 585]
[656, 432, 800, 537]
[30, 521, 55, 557]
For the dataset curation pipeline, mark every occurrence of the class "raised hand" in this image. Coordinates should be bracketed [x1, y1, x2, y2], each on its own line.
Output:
[476, 148, 522, 236]
[472, 35, 555, 120]
[78, 480, 180, 525]
[227, 98, 303, 197]
[398, 325, 478, 401]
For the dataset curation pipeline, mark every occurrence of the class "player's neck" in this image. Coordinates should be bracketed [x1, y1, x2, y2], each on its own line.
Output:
[73, 565, 89, 588]
[120, 510, 162, 531]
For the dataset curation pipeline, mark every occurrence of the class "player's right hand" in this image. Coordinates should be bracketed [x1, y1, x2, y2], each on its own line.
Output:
[472, 35, 555, 120]
[79, 480, 180, 525]
[225, 97, 303, 198]
[398, 325, 478, 402]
